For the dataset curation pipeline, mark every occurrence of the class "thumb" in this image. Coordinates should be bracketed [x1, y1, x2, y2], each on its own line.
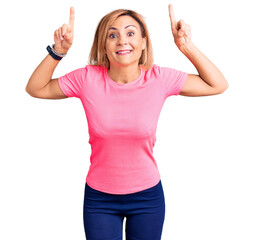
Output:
[178, 29, 185, 36]
[63, 32, 72, 41]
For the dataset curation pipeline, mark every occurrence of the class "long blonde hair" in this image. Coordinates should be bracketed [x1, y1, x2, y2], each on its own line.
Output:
[88, 9, 154, 71]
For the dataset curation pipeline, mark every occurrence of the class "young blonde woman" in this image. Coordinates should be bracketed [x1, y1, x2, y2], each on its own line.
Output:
[26, 5, 228, 240]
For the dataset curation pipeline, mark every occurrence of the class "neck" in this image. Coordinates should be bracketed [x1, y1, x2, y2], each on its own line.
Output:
[107, 64, 141, 84]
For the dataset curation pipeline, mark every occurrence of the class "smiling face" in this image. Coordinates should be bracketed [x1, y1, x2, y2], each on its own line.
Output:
[105, 15, 146, 68]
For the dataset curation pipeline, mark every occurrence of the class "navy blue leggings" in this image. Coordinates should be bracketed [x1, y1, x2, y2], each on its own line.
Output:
[83, 180, 165, 240]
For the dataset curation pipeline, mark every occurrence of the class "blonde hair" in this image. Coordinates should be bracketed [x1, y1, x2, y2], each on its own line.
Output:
[88, 9, 154, 71]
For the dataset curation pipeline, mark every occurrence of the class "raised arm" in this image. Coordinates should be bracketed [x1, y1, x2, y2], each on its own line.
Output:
[168, 4, 229, 97]
[25, 7, 75, 99]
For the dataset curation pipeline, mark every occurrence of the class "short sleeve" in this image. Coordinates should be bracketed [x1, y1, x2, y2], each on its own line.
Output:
[157, 65, 188, 98]
[58, 66, 88, 98]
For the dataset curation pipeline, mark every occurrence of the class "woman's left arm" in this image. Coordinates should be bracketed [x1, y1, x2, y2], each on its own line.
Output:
[168, 4, 229, 96]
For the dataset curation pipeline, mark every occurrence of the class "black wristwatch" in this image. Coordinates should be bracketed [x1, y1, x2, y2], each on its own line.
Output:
[46, 45, 67, 60]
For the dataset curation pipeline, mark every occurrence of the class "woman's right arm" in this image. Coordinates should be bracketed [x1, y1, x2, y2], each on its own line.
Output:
[25, 7, 75, 99]
[25, 54, 66, 99]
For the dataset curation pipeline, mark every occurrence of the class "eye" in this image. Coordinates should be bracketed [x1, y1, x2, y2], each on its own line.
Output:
[109, 32, 135, 39]
[109, 33, 117, 39]
[128, 32, 135, 36]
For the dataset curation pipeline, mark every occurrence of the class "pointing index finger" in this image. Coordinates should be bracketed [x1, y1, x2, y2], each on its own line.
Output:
[168, 4, 177, 30]
[69, 6, 75, 28]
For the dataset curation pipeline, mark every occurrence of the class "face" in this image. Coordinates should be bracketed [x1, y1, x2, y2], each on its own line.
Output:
[105, 15, 146, 68]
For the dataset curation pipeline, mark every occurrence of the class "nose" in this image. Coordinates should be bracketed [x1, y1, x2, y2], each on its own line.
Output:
[117, 34, 128, 45]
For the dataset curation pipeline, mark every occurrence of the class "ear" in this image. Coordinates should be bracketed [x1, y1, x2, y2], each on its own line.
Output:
[142, 37, 147, 50]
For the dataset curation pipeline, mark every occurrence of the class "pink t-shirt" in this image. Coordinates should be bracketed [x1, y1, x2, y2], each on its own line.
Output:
[58, 64, 188, 194]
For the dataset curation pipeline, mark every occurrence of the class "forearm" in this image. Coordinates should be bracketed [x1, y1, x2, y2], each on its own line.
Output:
[25, 54, 60, 94]
[179, 42, 229, 91]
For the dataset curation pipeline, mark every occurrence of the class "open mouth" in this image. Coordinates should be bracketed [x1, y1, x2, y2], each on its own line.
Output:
[116, 50, 133, 55]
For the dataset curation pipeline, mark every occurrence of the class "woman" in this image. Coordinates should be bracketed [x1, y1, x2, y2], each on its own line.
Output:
[25, 5, 229, 240]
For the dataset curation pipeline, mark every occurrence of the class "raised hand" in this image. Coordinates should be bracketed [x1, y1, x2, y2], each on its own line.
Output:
[54, 7, 75, 54]
[168, 4, 191, 49]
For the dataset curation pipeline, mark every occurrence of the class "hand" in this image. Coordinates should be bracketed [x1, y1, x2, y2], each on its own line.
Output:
[53, 7, 75, 54]
[168, 4, 192, 49]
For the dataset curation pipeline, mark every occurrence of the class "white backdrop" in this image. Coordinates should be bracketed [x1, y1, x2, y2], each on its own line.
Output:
[1, 0, 254, 239]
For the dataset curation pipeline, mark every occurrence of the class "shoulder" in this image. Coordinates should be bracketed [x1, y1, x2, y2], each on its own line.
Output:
[83, 64, 106, 76]
[146, 64, 175, 73]
[86, 64, 104, 71]
[144, 64, 175, 78]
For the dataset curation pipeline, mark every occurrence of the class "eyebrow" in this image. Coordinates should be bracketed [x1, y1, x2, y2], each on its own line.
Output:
[108, 25, 137, 31]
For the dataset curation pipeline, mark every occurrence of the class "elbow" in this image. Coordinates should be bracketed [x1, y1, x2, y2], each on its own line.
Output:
[25, 85, 36, 97]
[217, 77, 229, 93]
[223, 81, 229, 92]
[225, 83, 229, 92]
[217, 82, 229, 94]
[25, 85, 32, 95]
[223, 78, 229, 91]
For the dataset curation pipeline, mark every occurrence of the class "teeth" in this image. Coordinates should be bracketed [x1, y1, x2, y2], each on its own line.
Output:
[117, 50, 131, 54]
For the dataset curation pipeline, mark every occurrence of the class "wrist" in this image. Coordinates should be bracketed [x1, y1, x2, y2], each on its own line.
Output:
[46, 44, 67, 61]
[178, 41, 195, 54]
[53, 45, 68, 55]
